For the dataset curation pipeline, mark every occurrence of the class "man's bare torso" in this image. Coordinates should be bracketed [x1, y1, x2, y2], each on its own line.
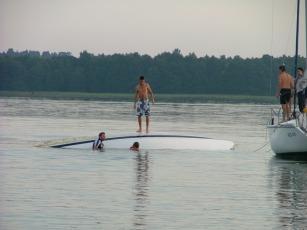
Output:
[279, 72, 293, 89]
[136, 83, 150, 100]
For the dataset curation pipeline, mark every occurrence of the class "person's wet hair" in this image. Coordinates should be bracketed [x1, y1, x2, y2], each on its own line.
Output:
[99, 132, 105, 137]
[279, 65, 286, 72]
[133, 142, 139, 148]
[298, 67, 304, 72]
[139, 76, 145, 80]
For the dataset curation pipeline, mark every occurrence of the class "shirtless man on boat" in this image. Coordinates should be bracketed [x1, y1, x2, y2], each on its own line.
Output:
[134, 76, 155, 133]
[276, 65, 294, 121]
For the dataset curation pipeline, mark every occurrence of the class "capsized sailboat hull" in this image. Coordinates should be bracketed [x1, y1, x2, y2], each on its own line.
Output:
[51, 134, 234, 151]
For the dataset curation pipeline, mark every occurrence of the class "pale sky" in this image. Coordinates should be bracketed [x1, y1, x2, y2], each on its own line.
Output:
[0, 0, 306, 57]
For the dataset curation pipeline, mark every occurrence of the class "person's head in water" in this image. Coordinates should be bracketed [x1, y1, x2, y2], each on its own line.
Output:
[98, 132, 106, 141]
[130, 142, 140, 151]
[297, 67, 304, 77]
[279, 65, 286, 73]
[139, 76, 145, 85]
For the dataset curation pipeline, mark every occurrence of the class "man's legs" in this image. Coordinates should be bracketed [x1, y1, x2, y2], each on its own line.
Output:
[146, 116, 150, 133]
[281, 104, 287, 121]
[286, 103, 291, 120]
[137, 116, 142, 132]
[298, 91, 304, 112]
[280, 90, 291, 121]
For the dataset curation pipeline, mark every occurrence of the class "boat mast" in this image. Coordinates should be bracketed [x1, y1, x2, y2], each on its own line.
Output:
[305, 0, 307, 66]
[293, 0, 300, 116]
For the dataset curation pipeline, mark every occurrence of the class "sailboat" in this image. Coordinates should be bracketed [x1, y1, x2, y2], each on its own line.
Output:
[267, 0, 307, 159]
[51, 133, 234, 151]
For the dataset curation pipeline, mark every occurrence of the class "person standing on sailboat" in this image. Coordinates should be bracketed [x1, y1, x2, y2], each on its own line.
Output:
[276, 65, 294, 121]
[134, 76, 155, 133]
[296, 67, 307, 112]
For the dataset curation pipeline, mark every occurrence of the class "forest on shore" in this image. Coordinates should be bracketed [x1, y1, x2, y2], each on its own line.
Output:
[0, 48, 304, 96]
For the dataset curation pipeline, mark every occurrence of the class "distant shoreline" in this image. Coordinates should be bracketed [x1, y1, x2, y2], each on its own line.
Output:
[0, 91, 277, 104]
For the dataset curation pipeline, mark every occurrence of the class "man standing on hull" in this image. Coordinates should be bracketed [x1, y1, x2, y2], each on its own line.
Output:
[296, 67, 307, 112]
[276, 65, 294, 121]
[134, 76, 155, 133]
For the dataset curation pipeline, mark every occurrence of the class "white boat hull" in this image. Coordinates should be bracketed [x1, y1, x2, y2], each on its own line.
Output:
[267, 120, 307, 155]
[52, 134, 234, 151]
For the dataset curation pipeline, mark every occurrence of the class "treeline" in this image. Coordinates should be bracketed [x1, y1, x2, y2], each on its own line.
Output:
[0, 48, 305, 95]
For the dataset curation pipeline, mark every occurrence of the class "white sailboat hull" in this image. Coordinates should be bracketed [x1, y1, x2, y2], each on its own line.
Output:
[268, 0, 307, 158]
[52, 134, 234, 151]
[267, 120, 307, 156]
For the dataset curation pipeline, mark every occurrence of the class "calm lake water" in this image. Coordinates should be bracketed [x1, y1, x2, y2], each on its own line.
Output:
[1, 98, 307, 230]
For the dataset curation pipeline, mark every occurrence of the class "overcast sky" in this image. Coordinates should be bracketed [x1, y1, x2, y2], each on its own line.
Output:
[0, 0, 306, 57]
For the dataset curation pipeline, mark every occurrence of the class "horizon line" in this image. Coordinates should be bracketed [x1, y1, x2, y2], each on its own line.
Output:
[1, 48, 306, 59]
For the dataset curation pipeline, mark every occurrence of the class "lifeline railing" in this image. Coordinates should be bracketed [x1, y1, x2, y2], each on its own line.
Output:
[269, 108, 282, 125]
[269, 107, 307, 131]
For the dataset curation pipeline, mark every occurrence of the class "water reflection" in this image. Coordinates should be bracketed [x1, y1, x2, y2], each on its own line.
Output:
[133, 152, 151, 229]
[269, 158, 307, 229]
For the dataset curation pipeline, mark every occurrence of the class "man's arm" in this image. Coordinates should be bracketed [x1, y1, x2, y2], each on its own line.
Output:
[134, 86, 139, 109]
[147, 84, 155, 103]
[276, 75, 281, 97]
[92, 140, 98, 150]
